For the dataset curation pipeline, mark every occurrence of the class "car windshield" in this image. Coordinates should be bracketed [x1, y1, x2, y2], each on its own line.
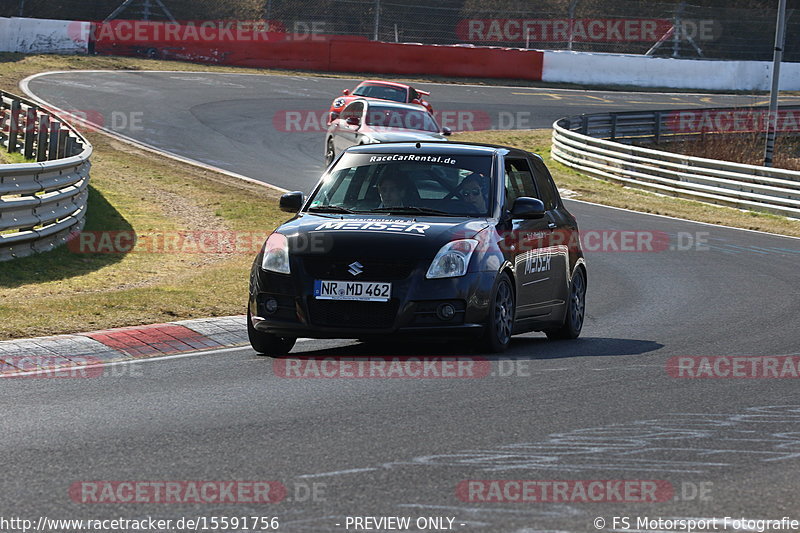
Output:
[307, 152, 494, 217]
[364, 106, 439, 133]
[352, 84, 407, 102]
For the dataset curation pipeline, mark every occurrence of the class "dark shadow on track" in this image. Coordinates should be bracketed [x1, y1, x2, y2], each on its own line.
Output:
[277, 336, 663, 359]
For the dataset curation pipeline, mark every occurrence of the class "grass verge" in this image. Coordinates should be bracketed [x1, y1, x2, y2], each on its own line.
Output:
[0, 55, 295, 340]
[453, 130, 800, 238]
[0, 151, 33, 164]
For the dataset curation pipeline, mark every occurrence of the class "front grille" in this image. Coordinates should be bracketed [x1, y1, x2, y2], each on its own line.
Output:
[307, 299, 399, 328]
[302, 257, 416, 281]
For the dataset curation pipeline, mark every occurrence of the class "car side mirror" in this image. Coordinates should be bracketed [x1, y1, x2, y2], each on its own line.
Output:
[510, 197, 546, 219]
[346, 116, 360, 127]
[342, 89, 350, 95]
[442, 127, 452, 136]
[279, 191, 304, 213]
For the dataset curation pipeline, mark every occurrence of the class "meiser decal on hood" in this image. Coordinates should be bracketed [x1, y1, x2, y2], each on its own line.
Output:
[312, 219, 431, 236]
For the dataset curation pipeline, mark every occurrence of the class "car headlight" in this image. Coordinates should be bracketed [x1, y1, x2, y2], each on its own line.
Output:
[333, 98, 346, 108]
[426, 239, 478, 279]
[261, 233, 290, 274]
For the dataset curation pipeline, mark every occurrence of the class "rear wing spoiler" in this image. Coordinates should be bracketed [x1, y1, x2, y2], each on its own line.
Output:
[416, 89, 430, 96]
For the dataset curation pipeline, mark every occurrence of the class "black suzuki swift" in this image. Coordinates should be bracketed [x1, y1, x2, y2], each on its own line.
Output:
[248, 142, 586, 354]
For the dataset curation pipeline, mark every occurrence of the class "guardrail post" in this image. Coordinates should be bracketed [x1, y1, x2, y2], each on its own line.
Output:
[654, 112, 662, 144]
[580, 115, 588, 135]
[610, 114, 618, 141]
[37, 115, 50, 162]
[0, 104, 7, 151]
[23, 107, 36, 160]
[57, 128, 69, 159]
[8, 100, 21, 154]
[48, 121, 61, 162]
[65, 137, 75, 157]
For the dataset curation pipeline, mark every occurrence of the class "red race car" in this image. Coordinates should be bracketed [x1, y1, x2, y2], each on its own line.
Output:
[327, 80, 433, 124]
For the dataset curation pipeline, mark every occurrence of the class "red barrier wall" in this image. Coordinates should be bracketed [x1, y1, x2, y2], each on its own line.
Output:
[228, 39, 331, 70]
[328, 41, 543, 80]
[94, 22, 544, 81]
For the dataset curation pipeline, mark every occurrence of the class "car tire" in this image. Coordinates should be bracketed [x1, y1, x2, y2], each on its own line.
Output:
[325, 138, 335, 166]
[545, 268, 586, 340]
[247, 308, 296, 356]
[482, 272, 515, 353]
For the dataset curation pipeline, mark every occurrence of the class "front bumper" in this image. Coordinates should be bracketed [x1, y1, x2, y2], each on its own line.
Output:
[249, 265, 496, 339]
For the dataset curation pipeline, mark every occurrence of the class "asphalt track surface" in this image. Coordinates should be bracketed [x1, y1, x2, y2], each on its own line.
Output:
[6, 71, 800, 532]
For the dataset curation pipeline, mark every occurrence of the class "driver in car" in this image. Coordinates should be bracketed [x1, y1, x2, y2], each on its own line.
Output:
[377, 171, 410, 207]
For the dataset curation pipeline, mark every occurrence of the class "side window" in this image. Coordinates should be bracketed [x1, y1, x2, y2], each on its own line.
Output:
[504, 158, 538, 207]
[531, 158, 558, 210]
[341, 101, 363, 122]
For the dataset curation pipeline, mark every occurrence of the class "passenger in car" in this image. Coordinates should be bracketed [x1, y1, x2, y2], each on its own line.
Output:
[459, 172, 489, 214]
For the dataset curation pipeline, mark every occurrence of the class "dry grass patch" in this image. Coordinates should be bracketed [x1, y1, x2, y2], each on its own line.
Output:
[0, 151, 31, 164]
[648, 133, 800, 172]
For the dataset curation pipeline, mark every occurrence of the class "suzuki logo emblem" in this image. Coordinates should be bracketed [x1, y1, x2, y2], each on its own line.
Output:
[347, 261, 364, 276]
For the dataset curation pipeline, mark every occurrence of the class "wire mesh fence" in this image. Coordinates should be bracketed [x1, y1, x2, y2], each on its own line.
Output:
[4, 0, 798, 61]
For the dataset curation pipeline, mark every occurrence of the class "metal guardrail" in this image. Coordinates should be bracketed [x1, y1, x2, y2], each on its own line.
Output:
[0, 90, 92, 261]
[551, 107, 800, 219]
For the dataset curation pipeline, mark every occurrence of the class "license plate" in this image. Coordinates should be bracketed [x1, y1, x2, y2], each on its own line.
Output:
[314, 280, 392, 302]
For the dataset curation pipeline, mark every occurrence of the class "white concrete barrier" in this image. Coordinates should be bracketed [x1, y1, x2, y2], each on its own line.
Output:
[0, 18, 11, 51]
[542, 50, 800, 91]
[0, 17, 90, 54]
